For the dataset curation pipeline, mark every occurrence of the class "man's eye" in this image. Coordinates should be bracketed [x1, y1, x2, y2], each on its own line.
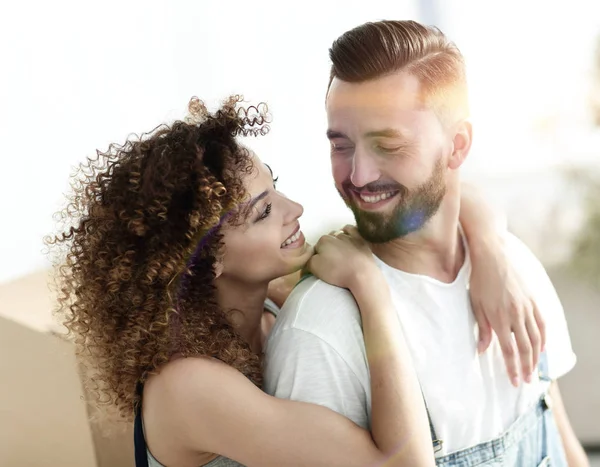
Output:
[376, 145, 403, 153]
[331, 144, 351, 153]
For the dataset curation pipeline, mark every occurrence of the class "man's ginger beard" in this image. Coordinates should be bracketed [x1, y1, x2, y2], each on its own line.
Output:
[340, 157, 446, 243]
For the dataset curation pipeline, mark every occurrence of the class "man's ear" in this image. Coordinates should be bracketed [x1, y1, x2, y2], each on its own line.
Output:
[448, 120, 472, 170]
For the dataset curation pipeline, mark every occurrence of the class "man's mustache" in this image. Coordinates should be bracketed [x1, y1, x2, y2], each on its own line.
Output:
[341, 180, 407, 195]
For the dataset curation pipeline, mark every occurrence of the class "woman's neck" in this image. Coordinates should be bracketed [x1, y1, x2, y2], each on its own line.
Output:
[214, 276, 269, 353]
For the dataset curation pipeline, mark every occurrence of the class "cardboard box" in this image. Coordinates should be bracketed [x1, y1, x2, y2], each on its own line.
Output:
[547, 268, 600, 446]
[0, 270, 134, 467]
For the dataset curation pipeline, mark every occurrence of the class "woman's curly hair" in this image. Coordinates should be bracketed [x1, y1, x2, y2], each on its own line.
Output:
[46, 95, 270, 421]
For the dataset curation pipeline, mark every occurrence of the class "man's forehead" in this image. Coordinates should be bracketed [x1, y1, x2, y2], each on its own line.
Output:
[327, 72, 423, 110]
[326, 93, 427, 142]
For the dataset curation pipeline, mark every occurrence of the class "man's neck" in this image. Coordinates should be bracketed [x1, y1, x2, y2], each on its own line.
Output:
[371, 191, 465, 283]
[214, 276, 269, 353]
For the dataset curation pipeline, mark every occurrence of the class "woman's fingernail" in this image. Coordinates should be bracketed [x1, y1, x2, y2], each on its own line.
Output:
[512, 376, 520, 387]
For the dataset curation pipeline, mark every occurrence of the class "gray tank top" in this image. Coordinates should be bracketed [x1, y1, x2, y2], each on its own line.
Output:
[141, 299, 280, 467]
[147, 449, 244, 467]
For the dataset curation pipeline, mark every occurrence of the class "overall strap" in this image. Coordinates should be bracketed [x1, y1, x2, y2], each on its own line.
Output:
[134, 381, 150, 467]
[421, 388, 443, 453]
[422, 351, 551, 457]
[263, 297, 280, 317]
[537, 351, 555, 412]
[538, 351, 550, 382]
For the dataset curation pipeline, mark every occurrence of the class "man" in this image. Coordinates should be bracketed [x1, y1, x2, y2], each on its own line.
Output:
[264, 20, 588, 466]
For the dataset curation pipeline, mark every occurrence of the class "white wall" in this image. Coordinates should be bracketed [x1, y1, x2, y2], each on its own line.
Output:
[0, 0, 422, 283]
[445, 0, 600, 176]
[1, 0, 599, 283]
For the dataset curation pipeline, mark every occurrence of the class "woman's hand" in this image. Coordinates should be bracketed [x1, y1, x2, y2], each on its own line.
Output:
[307, 225, 380, 292]
[469, 238, 546, 387]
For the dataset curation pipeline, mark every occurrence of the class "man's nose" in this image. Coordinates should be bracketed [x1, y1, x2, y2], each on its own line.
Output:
[350, 151, 380, 188]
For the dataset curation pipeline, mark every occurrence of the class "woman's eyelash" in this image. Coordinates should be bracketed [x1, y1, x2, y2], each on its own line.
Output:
[258, 203, 272, 221]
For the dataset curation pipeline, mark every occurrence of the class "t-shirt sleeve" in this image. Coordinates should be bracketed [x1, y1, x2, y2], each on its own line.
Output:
[506, 234, 577, 380]
[263, 279, 371, 429]
[263, 327, 370, 429]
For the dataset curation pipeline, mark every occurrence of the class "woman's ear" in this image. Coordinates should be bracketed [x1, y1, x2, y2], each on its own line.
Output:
[214, 261, 224, 279]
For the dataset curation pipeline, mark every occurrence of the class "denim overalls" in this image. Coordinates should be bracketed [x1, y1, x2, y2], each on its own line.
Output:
[428, 352, 568, 467]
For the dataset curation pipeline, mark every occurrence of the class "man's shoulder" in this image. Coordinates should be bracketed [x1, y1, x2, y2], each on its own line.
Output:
[264, 275, 370, 390]
[273, 275, 363, 337]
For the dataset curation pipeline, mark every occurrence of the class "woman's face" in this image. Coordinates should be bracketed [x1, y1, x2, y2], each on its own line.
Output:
[219, 155, 313, 284]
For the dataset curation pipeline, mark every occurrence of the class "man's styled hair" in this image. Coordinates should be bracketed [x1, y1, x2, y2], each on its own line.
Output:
[328, 20, 469, 125]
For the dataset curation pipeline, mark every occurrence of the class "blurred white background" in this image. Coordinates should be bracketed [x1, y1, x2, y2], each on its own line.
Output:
[2, 0, 599, 283]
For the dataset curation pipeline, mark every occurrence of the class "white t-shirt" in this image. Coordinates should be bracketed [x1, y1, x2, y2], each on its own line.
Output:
[263, 233, 576, 456]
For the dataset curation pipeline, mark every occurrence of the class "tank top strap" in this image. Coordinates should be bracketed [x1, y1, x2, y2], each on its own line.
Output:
[134, 382, 150, 467]
[263, 297, 280, 317]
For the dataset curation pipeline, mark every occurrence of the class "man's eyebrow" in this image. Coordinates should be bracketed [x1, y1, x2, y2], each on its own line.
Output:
[326, 130, 348, 140]
[364, 128, 407, 139]
[327, 128, 410, 140]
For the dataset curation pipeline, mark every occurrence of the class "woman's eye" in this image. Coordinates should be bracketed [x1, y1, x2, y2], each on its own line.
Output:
[257, 203, 272, 221]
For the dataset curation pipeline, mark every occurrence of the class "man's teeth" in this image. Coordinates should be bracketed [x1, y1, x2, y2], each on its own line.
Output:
[282, 231, 301, 247]
[359, 192, 395, 203]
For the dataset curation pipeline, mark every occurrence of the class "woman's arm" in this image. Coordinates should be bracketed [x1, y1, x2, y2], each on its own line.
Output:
[460, 182, 507, 235]
[151, 227, 434, 467]
[308, 226, 434, 464]
[459, 182, 545, 386]
[154, 354, 430, 467]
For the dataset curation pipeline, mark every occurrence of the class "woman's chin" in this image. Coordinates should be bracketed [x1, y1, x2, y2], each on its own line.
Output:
[280, 243, 314, 277]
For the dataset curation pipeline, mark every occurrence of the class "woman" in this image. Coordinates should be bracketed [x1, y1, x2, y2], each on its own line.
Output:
[48, 96, 539, 467]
